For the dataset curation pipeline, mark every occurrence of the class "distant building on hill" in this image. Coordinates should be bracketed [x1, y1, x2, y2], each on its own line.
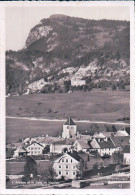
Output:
[53, 151, 83, 179]
[62, 116, 79, 139]
[71, 79, 86, 86]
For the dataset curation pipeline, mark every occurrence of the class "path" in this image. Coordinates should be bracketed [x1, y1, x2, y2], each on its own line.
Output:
[6, 116, 130, 126]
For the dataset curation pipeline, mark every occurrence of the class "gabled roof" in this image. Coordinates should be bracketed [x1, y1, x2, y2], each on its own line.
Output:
[123, 145, 130, 153]
[54, 151, 82, 163]
[25, 141, 44, 148]
[15, 147, 27, 153]
[52, 139, 75, 145]
[102, 132, 114, 138]
[111, 136, 130, 147]
[64, 116, 76, 126]
[93, 132, 105, 138]
[76, 140, 90, 149]
[114, 129, 129, 137]
[96, 138, 115, 149]
[67, 151, 83, 162]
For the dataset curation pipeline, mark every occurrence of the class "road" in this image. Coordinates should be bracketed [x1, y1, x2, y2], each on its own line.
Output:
[6, 116, 130, 126]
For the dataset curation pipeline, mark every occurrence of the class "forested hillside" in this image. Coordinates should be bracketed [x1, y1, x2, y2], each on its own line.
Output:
[6, 15, 130, 95]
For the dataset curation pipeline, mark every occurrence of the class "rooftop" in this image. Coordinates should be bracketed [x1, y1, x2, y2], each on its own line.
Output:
[64, 116, 76, 126]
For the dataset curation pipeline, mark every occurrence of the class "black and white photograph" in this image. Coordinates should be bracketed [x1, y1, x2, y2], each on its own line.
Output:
[1, 1, 134, 192]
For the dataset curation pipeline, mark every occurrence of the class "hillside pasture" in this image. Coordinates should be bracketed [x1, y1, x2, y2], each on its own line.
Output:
[6, 91, 129, 121]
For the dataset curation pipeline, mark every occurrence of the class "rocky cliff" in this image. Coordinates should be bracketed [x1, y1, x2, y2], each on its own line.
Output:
[6, 15, 130, 94]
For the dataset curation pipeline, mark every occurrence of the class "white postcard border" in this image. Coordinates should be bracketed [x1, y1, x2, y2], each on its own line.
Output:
[0, 1, 134, 195]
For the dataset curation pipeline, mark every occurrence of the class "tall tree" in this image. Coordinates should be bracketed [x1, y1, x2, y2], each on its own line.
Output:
[23, 156, 38, 184]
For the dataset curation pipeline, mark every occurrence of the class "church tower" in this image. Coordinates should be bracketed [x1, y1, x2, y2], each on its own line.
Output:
[62, 116, 77, 139]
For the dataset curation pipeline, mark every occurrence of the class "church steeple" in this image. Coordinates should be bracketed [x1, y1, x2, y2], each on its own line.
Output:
[62, 116, 77, 139]
[64, 116, 76, 126]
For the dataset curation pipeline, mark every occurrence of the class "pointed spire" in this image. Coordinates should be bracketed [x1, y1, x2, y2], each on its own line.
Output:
[64, 116, 76, 126]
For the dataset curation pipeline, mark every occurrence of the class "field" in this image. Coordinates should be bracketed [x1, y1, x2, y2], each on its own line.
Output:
[6, 160, 51, 175]
[6, 91, 129, 144]
[7, 91, 129, 121]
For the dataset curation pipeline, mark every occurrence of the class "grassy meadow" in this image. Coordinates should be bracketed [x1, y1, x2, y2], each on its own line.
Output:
[6, 91, 130, 143]
[7, 91, 129, 121]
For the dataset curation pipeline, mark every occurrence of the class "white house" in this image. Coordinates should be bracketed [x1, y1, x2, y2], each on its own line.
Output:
[62, 116, 78, 139]
[53, 151, 83, 179]
[13, 147, 28, 158]
[114, 129, 129, 137]
[50, 139, 75, 154]
[123, 145, 130, 165]
[71, 79, 86, 86]
[89, 138, 119, 156]
[25, 142, 44, 155]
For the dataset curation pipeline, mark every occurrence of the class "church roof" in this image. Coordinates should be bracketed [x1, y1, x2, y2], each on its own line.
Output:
[64, 116, 76, 126]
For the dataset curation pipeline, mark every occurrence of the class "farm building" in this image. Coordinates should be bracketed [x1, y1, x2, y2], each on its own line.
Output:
[50, 139, 75, 154]
[73, 139, 90, 153]
[71, 79, 86, 86]
[13, 147, 28, 158]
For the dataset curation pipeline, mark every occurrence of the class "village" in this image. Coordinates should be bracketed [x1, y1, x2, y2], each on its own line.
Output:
[6, 116, 130, 189]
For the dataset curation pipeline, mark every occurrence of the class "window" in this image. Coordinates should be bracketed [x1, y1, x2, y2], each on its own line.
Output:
[71, 159, 72, 163]
[73, 165, 75, 169]
[73, 172, 76, 175]
[66, 171, 68, 175]
[66, 165, 69, 169]
[59, 165, 62, 169]
[59, 171, 62, 175]
[67, 126, 69, 129]
[62, 159, 64, 162]
[66, 159, 68, 163]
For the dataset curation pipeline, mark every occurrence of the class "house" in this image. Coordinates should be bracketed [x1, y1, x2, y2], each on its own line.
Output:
[62, 116, 79, 139]
[53, 151, 83, 179]
[114, 128, 129, 137]
[73, 139, 90, 153]
[89, 138, 118, 156]
[71, 79, 86, 86]
[50, 139, 75, 154]
[111, 136, 130, 149]
[13, 147, 28, 158]
[93, 132, 114, 142]
[25, 142, 44, 155]
[123, 145, 130, 165]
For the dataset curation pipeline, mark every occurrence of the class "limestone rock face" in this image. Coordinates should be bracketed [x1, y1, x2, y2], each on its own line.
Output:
[6, 15, 130, 95]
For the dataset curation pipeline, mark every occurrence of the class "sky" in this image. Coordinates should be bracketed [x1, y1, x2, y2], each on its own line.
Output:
[6, 6, 130, 51]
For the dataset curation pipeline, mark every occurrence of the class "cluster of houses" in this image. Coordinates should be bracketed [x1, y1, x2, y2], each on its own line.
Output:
[7, 116, 130, 179]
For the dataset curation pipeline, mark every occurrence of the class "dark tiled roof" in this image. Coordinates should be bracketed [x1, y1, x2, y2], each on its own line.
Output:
[67, 151, 83, 162]
[96, 138, 115, 148]
[111, 136, 130, 147]
[123, 145, 130, 153]
[64, 116, 76, 126]
[53, 139, 75, 145]
[77, 140, 90, 149]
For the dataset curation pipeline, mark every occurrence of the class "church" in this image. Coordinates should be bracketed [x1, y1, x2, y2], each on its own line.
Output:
[62, 116, 79, 139]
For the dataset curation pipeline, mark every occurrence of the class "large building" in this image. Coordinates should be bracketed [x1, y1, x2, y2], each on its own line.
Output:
[53, 151, 83, 179]
[71, 79, 86, 86]
[62, 116, 78, 139]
